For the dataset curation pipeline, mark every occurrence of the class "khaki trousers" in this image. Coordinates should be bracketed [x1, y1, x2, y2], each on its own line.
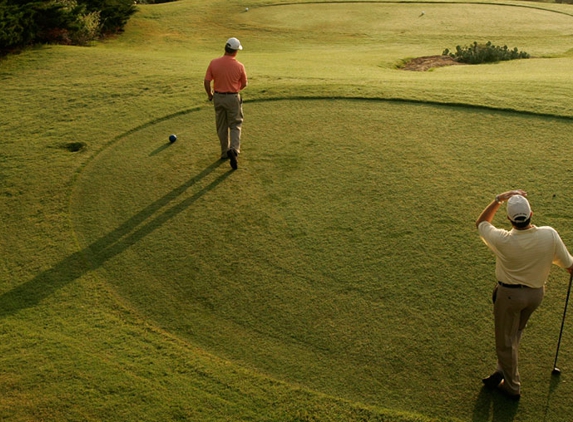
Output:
[213, 93, 243, 158]
[493, 284, 544, 394]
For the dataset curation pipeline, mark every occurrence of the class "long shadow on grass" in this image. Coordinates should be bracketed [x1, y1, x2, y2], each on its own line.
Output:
[472, 387, 519, 421]
[0, 160, 230, 319]
[542, 375, 561, 421]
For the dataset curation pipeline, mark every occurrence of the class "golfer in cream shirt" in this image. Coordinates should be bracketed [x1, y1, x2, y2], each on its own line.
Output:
[476, 189, 573, 399]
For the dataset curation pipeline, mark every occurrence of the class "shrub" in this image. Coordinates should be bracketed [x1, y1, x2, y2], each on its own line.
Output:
[71, 9, 99, 44]
[0, 0, 135, 55]
[443, 41, 530, 64]
[0, 1, 74, 49]
[35, 0, 79, 44]
[53, 0, 100, 45]
[0, 3, 37, 48]
[81, 0, 136, 35]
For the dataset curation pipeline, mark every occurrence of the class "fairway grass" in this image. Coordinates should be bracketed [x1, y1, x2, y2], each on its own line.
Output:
[71, 101, 573, 420]
[2, 0, 573, 421]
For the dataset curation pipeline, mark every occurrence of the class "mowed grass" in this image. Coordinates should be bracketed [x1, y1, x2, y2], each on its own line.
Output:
[2, 0, 573, 421]
[72, 102, 573, 421]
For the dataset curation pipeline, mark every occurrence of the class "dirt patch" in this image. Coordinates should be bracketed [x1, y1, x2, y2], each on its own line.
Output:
[401, 55, 464, 71]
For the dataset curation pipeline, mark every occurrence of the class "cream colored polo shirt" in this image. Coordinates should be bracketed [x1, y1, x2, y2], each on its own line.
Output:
[478, 222, 573, 288]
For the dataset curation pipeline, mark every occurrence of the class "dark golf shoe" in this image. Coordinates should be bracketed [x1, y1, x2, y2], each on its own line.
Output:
[482, 372, 504, 389]
[227, 148, 238, 170]
[497, 380, 521, 401]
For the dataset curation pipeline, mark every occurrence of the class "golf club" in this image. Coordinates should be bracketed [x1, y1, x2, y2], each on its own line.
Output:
[552, 271, 573, 375]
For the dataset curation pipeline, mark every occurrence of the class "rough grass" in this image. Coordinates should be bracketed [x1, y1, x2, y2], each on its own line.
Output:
[2, 0, 573, 421]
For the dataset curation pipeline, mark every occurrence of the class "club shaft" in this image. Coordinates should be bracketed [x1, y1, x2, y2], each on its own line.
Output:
[553, 272, 573, 370]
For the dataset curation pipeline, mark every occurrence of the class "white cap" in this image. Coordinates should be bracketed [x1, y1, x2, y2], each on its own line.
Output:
[226, 37, 243, 51]
[507, 195, 531, 222]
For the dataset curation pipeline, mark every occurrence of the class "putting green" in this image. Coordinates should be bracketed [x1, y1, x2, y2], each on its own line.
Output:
[71, 99, 573, 419]
[235, 2, 573, 58]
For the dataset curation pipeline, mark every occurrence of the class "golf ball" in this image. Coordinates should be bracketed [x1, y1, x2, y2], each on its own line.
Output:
[169, 134, 177, 143]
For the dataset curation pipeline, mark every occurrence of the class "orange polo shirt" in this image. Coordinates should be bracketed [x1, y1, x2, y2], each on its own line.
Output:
[205, 55, 247, 93]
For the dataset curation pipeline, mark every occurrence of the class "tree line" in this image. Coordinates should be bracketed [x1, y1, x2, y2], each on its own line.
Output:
[1, 0, 138, 55]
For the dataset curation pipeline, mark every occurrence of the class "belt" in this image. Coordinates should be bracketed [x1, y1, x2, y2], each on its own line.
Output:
[214, 91, 238, 95]
[498, 281, 529, 289]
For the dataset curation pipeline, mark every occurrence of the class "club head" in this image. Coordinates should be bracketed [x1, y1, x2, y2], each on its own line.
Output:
[552, 367, 561, 376]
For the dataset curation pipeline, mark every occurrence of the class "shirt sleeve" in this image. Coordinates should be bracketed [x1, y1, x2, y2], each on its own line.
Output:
[551, 228, 573, 269]
[241, 64, 247, 87]
[204, 61, 214, 81]
[478, 221, 499, 249]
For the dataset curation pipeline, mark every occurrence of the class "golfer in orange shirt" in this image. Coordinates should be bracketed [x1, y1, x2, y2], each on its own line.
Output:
[204, 37, 248, 170]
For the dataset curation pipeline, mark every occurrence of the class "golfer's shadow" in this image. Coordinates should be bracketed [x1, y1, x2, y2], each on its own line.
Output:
[0, 160, 230, 319]
[472, 387, 519, 422]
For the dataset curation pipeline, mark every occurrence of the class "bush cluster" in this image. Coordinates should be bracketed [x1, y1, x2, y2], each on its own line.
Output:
[0, 0, 136, 54]
[443, 41, 530, 64]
